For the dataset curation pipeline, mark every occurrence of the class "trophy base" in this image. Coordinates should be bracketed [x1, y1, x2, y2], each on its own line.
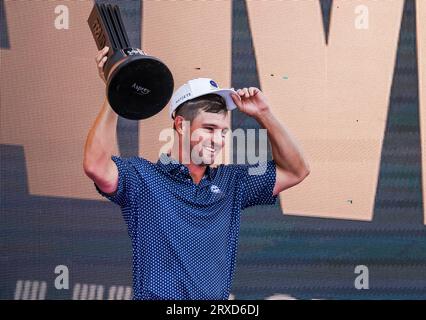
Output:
[106, 52, 174, 120]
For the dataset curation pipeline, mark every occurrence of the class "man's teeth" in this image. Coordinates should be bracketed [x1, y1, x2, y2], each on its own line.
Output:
[205, 147, 215, 152]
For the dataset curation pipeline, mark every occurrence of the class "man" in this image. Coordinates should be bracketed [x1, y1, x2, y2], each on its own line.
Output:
[83, 46, 310, 300]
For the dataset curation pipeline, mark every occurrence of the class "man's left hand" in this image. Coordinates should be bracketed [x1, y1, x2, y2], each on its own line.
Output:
[231, 87, 270, 118]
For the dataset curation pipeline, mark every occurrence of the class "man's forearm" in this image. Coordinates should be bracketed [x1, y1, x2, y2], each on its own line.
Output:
[254, 110, 310, 177]
[83, 97, 119, 173]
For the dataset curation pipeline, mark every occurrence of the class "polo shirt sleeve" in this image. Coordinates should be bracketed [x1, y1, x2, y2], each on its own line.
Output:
[94, 155, 137, 207]
[239, 159, 278, 210]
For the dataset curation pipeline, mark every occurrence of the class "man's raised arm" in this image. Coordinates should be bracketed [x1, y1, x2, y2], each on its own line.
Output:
[83, 46, 119, 195]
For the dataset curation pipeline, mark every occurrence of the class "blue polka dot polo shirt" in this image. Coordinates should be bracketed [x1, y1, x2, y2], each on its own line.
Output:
[94, 152, 278, 300]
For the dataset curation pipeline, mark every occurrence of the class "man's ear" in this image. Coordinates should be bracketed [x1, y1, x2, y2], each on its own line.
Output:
[174, 116, 185, 135]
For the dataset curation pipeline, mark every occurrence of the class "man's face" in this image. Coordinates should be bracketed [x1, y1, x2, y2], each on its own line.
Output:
[187, 110, 230, 165]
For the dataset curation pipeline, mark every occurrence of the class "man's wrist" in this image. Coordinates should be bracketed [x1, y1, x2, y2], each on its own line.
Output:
[253, 108, 273, 124]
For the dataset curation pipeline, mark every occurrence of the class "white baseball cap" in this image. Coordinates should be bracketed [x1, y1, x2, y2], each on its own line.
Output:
[169, 78, 238, 119]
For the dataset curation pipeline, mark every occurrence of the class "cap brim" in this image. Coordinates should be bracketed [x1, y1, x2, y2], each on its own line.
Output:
[206, 88, 238, 111]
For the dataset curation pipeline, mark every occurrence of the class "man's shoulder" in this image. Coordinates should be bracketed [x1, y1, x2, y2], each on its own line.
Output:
[119, 155, 157, 174]
[217, 160, 276, 177]
[213, 163, 245, 178]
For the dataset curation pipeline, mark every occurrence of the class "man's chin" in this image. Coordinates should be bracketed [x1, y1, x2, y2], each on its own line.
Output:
[201, 156, 215, 165]
[199, 153, 216, 165]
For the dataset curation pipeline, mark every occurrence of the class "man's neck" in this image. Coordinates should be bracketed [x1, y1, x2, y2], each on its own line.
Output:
[186, 162, 207, 185]
[171, 143, 207, 185]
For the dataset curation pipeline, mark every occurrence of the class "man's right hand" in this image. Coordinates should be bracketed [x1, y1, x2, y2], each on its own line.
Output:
[95, 46, 109, 84]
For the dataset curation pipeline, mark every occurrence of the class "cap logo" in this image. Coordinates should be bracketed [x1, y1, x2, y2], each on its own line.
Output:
[210, 80, 218, 88]
[175, 92, 191, 105]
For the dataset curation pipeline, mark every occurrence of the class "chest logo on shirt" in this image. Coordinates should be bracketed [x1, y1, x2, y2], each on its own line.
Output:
[210, 185, 221, 194]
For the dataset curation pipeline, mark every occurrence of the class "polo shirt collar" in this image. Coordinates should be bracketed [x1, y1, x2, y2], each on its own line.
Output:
[157, 153, 213, 180]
